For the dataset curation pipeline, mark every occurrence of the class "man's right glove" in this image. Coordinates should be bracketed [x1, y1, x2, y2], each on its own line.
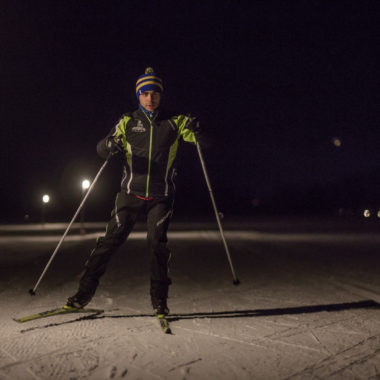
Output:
[106, 136, 123, 155]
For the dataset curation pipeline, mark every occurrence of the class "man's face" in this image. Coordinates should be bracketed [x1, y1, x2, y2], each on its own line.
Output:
[139, 90, 161, 112]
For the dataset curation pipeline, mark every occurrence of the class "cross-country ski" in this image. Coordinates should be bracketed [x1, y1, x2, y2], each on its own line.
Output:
[14, 306, 104, 323]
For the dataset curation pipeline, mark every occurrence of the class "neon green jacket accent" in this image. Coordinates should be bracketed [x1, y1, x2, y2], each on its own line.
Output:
[97, 109, 197, 198]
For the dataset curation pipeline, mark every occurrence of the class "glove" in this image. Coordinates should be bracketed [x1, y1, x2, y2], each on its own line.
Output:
[106, 136, 123, 154]
[186, 117, 201, 134]
[187, 116, 211, 149]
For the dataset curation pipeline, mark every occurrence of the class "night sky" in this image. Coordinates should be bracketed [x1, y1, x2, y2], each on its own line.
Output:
[1, 1, 379, 222]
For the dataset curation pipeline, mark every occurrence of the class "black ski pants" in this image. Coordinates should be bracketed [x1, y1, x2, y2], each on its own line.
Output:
[76, 191, 173, 308]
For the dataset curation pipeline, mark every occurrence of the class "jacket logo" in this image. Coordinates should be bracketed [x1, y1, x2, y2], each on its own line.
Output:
[132, 120, 146, 133]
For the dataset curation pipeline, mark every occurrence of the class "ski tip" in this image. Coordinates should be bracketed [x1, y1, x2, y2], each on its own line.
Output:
[28, 289, 36, 296]
[233, 279, 241, 286]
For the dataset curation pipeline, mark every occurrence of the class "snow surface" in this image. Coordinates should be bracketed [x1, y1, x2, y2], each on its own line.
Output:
[1, 217, 380, 379]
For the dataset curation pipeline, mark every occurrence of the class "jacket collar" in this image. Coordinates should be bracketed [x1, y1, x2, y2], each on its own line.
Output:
[138, 104, 159, 120]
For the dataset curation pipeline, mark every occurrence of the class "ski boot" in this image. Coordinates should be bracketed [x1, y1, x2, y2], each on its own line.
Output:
[153, 300, 170, 316]
[65, 294, 91, 310]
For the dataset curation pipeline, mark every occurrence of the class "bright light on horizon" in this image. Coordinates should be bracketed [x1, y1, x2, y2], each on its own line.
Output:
[82, 179, 90, 190]
[332, 137, 342, 147]
[42, 194, 50, 204]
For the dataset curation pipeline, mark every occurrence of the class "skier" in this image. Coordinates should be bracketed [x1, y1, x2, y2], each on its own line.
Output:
[66, 67, 205, 317]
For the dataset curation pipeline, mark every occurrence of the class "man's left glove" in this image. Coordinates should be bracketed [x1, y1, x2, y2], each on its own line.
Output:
[106, 136, 123, 155]
[186, 116, 211, 148]
[186, 117, 201, 134]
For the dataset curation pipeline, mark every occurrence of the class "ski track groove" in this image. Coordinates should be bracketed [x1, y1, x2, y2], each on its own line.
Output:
[0, 336, 105, 371]
[261, 313, 368, 341]
[0, 347, 42, 380]
[168, 358, 202, 372]
[309, 330, 332, 355]
[105, 361, 166, 380]
[253, 335, 328, 354]
[328, 347, 380, 378]
[54, 332, 166, 380]
[174, 325, 267, 349]
[284, 335, 380, 379]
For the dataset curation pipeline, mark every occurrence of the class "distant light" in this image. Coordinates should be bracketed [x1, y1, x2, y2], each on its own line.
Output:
[82, 179, 91, 190]
[42, 194, 50, 204]
[332, 137, 342, 147]
[377, 211, 380, 218]
[363, 209, 371, 218]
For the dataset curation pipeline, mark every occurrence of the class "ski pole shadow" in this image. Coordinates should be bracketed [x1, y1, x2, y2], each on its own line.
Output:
[166, 299, 380, 322]
[19, 300, 379, 333]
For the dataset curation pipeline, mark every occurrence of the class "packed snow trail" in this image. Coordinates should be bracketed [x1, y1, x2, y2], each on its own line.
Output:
[1, 218, 380, 379]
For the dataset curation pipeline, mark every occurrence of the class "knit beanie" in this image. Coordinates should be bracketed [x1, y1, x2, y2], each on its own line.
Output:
[136, 67, 163, 98]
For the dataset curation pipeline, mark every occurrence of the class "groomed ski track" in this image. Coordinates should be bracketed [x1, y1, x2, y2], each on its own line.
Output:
[1, 217, 380, 379]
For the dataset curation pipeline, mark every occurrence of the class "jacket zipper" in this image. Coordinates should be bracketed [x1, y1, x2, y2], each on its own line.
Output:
[144, 115, 154, 198]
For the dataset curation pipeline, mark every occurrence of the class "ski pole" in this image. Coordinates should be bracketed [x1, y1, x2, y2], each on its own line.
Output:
[196, 142, 240, 285]
[29, 153, 112, 295]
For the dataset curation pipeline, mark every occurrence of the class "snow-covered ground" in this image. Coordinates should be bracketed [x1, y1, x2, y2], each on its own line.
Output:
[1, 217, 380, 379]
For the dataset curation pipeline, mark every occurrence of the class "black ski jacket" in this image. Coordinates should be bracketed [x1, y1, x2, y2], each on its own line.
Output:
[97, 108, 200, 198]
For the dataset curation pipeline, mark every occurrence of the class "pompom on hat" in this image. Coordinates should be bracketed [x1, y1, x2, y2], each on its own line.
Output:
[136, 67, 163, 98]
